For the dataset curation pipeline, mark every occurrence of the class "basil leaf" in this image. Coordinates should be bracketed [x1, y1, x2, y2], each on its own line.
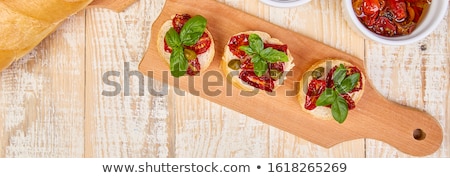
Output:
[239, 33, 288, 78]
[335, 85, 346, 95]
[170, 47, 188, 77]
[251, 54, 261, 63]
[316, 88, 337, 106]
[165, 28, 181, 48]
[332, 65, 347, 85]
[339, 73, 361, 94]
[249, 34, 264, 53]
[331, 96, 349, 124]
[253, 60, 268, 77]
[239, 46, 256, 56]
[260, 47, 288, 63]
[180, 15, 207, 46]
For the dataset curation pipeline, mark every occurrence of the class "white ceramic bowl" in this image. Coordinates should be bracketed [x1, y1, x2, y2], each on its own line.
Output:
[342, 0, 448, 45]
[259, 0, 311, 8]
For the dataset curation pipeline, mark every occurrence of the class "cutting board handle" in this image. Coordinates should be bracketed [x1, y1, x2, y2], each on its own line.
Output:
[349, 83, 444, 156]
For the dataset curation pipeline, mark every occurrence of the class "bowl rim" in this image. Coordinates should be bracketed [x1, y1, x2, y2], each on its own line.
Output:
[259, 0, 312, 8]
[343, 0, 449, 45]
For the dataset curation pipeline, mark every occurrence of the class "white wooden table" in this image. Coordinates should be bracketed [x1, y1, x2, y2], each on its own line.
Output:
[0, 0, 448, 158]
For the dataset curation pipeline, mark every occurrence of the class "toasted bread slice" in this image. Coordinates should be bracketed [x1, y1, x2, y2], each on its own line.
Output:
[297, 59, 365, 120]
[156, 16, 215, 74]
[221, 31, 295, 92]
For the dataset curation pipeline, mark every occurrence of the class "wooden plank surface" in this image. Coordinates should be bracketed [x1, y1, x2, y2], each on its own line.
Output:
[0, 0, 448, 158]
[85, 0, 169, 157]
[0, 11, 86, 157]
[88, 0, 137, 12]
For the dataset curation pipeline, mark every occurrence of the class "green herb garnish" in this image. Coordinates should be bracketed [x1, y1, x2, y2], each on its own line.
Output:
[316, 64, 361, 124]
[165, 15, 207, 77]
[239, 34, 288, 77]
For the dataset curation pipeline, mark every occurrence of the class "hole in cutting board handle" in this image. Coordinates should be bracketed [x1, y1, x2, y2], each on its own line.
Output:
[413, 129, 426, 141]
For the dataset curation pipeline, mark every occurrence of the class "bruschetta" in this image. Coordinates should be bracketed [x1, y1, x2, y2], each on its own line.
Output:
[297, 59, 365, 123]
[157, 14, 215, 77]
[221, 31, 294, 92]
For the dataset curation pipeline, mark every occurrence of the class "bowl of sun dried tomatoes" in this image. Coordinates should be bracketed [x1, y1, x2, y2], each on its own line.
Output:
[343, 0, 448, 45]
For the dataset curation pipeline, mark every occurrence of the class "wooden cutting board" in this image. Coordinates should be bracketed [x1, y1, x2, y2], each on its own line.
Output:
[138, 0, 443, 156]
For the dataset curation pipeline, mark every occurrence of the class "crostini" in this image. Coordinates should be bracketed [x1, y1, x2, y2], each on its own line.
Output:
[221, 31, 295, 92]
[157, 14, 215, 77]
[297, 59, 365, 123]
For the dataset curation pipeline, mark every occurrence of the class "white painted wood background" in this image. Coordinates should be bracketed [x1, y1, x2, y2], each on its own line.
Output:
[0, 0, 448, 158]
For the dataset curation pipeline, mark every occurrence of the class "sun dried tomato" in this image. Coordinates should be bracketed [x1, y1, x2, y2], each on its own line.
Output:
[269, 62, 284, 72]
[363, 0, 381, 15]
[342, 94, 356, 110]
[352, 0, 430, 36]
[228, 34, 249, 59]
[264, 43, 288, 54]
[387, 0, 407, 22]
[326, 65, 363, 92]
[186, 58, 201, 76]
[164, 39, 172, 53]
[304, 79, 327, 110]
[172, 14, 191, 33]
[186, 32, 211, 54]
[347, 66, 363, 92]
[374, 16, 397, 36]
[239, 59, 274, 92]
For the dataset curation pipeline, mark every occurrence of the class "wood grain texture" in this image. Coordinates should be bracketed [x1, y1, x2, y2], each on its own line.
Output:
[88, 0, 137, 12]
[0, 0, 448, 158]
[85, 0, 168, 157]
[0, 12, 86, 157]
[365, 11, 450, 158]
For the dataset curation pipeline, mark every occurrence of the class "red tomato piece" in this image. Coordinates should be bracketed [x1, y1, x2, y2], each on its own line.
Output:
[164, 39, 172, 53]
[186, 58, 201, 76]
[269, 62, 284, 72]
[172, 14, 191, 33]
[347, 66, 363, 92]
[304, 79, 327, 110]
[239, 59, 275, 92]
[326, 66, 337, 88]
[387, 0, 407, 22]
[228, 34, 249, 59]
[342, 94, 356, 110]
[363, 0, 381, 15]
[264, 43, 288, 54]
[373, 16, 397, 36]
[186, 32, 212, 54]
[412, 6, 423, 23]
[326, 65, 363, 92]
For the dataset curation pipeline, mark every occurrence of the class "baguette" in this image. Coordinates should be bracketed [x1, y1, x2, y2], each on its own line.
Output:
[221, 31, 295, 92]
[156, 14, 215, 77]
[0, 0, 93, 70]
[297, 59, 365, 121]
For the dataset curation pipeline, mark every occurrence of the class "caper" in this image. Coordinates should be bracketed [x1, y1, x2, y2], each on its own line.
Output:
[270, 70, 283, 80]
[312, 67, 325, 79]
[184, 48, 197, 61]
[227, 59, 241, 70]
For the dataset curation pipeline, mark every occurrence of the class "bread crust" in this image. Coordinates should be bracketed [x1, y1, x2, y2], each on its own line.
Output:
[0, 0, 93, 71]
[297, 59, 365, 120]
[221, 31, 295, 92]
[156, 17, 215, 74]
